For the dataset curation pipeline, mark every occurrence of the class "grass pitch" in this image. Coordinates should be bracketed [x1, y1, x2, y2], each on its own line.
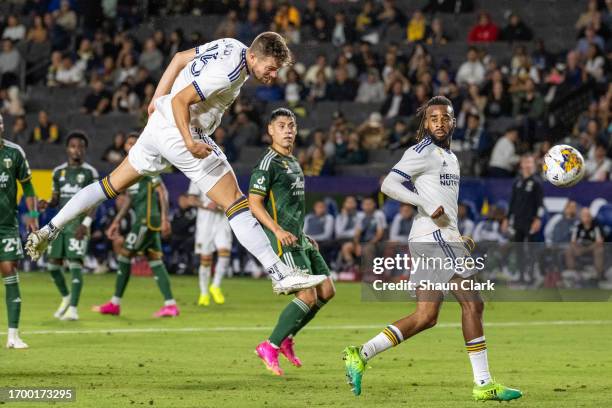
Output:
[1, 272, 611, 407]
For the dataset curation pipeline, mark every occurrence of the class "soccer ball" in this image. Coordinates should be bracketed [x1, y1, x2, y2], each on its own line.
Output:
[542, 144, 585, 187]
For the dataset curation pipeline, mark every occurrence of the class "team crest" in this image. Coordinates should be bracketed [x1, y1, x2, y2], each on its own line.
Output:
[3, 158, 12, 169]
[77, 173, 85, 183]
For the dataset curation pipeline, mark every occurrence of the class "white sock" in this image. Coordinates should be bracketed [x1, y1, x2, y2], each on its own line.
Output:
[67, 306, 77, 314]
[199, 263, 211, 294]
[212, 256, 229, 287]
[51, 179, 115, 229]
[360, 325, 403, 361]
[111, 296, 121, 305]
[466, 336, 492, 386]
[8, 328, 18, 338]
[226, 199, 280, 270]
[164, 299, 176, 306]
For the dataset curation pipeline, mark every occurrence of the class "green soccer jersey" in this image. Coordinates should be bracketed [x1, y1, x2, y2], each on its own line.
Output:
[0, 141, 32, 232]
[52, 162, 99, 230]
[126, 176, 162, 231]
[249, 147, 306, 253]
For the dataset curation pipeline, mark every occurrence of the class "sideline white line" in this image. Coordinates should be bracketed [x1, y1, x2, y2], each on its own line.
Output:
[3, 320, 612, 336]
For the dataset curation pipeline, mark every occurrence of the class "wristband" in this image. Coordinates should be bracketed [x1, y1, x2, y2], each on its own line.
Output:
[28, 210, 40, 218]
[82, 216, 93, 228]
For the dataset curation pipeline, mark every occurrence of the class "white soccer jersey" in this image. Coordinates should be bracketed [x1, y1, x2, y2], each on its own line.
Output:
[155, 38, 249, 141]
[391, 136, 460, 240]
[187, 181, 233, 254]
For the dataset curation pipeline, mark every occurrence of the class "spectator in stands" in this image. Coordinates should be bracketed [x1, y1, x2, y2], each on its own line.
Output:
[545, 200, 577, 245]
[274, 2, 301, 32]
[584, 44, 606, 83]
[302, 0, 325, 30]
[168, 29, 186, 58]
[468, 11, 499, 43]
[531, 39, 553, 72]
[335, 196, 364, 241]
[115, 54, 138, 86]
[46, 50, 63, 86]
[576, 26, 605, 57]
[0, 39, 21, 88]
[111, 82, 139, 113]
[357, 112, 387, 150]
[102, 131, 126, 165]
[255, 79, 284, 102]
[585, 142, 611, 181]
[513, 78, 545, 135]
[304, 146, 333, 176]
[425, 17, 450, 45]
[0, 86, 24, 116]
[284, 68, 304, 104]
[54, 0, 77, 32]
[213, 127, 237, 162]
[575, 0, 601, 32]
[55, 54, 84, 87]
[304, 54, 333, 86]
[335, 54, 358, 80]
[30, 110, 59, 144]
[304, 201, 335, 243]
[488, 127, 520, 177]
[485, 81, 513, 118]
[565, 207, 605, 281]
[326, 67, 357, 101]
[139, 39, 163, 77]
[230, 112, 259, 146]
[9, 115, 28, 145]
[336, 131, 367, 165]
[379, 0, 405, 29]
[406, 10, 426, 43]
[338, 197, 385, 268]
[473, 206, 507, 243]
[355, 69, 385, 103]
[458, 203, 475, 237]
[388, 119, 413, 150]
[500, 12, 533, 42]
[381, 80, 412, 118]
[81, 78, 111, 116]
[389, 204, 414, 242]
[26, 14, 48, 44]
[215, 9, 239, 38]
[259, 0, 277, 28]
[355, 1, 379, 43]
[307, 14, 330, 43]
[331, 11, 355, 47]
[456, 47, 485, 87]
[455, 113, 490, 174]
[2, 15, 26, 42]
[238, 7, 264, 44]
[565, 50, 583, 88]
[283, 22, 301, 45]
[75, 38, 95, 72]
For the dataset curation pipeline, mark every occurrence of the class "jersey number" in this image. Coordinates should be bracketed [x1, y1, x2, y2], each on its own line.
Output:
[68, 238, 86, 255]
[2, 238, 22, 255]
[191, 50, 219, 77]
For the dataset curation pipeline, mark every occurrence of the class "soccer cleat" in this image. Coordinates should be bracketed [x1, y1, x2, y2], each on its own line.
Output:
[209, 285, 225, 304]
[472, 381, 523, 402]
[154, 304, 180, 318]
[53, 296, 71, 318]
[92, 301, 120, 316]
[25, 224, 59, 261]
[198, 293, 210, 306]
[279, 337, 302, 367]
[59, 306, 79, 321]
[270, 267, 326, 295]
[255, 341, 283, 376]
[6, 333, 28, 349]
[343, 346, 367, 396]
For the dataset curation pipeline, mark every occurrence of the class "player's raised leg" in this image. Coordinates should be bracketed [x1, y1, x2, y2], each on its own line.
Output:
[26, 157, 141, 260]
[451, 280, 522, 402]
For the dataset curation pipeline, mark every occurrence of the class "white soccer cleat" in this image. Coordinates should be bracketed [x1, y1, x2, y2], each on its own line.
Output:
[25, 225, 59, 261]
[53, 296, 71, 319]
[59, 306, 79, 321]
[6, 333, 28, 349]
[271, 266, 326, 295]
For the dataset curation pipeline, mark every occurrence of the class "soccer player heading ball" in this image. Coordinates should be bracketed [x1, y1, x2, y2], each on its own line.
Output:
[26, 32, 325, 294]
[342, 96, 522, 402]
[249, 109, 336, 375]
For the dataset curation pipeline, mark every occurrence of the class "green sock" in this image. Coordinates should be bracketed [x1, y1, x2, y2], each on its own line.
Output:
[269, 298, 310, 347]
[292, 298, 327, 336]
[114, 255, 132, 298]
[149, 260, 174, 301]
[68, 261, 83, 307]
[4, 275, 21, 329]
[47, 263, 69, 297]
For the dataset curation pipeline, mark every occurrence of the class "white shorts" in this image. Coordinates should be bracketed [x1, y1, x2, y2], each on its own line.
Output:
[128, 110, 232, 195]
[408, 228, 476, 283]
[195, 210, 233, 255]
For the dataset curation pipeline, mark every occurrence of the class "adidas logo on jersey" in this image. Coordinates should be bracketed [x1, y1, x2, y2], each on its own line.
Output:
[442, 160, 448, 167]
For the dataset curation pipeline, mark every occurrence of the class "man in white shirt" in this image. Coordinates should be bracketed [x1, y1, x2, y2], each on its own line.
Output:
[488, 127, 520, 177]
[343, 96, 522, 402]
[27, 32, 326, 295]
[456, 47, 485, 87]
[335, 196, 364, 241]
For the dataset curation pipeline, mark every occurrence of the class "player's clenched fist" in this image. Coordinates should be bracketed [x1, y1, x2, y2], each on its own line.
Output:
[186, 140, 213, 159]
[274, 228, 297, 247]
[430, 205, 445, 219]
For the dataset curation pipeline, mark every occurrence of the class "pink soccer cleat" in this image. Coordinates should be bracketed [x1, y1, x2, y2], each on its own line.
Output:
[154, 304, 180, 318]
[280, 336, 302, 367]
[255, 341, 284, 376]
[92, 301, 120, 316]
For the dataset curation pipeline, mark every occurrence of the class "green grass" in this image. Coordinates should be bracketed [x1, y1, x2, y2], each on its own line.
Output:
[1, 272, 612, 407]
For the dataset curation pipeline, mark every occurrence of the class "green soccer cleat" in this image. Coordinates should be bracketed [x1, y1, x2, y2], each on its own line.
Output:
[472, 381, 523, 402]
[343, 346, 367, 396]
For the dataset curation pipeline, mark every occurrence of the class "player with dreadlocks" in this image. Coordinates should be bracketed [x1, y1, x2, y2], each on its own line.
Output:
[342, 96, 522, 402]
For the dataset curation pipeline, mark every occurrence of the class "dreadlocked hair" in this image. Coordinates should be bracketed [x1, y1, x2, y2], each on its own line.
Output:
[415, 95, 454, 142]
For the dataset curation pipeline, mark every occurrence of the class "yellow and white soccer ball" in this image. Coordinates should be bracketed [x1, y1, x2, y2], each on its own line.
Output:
[542, 144, 585, 187]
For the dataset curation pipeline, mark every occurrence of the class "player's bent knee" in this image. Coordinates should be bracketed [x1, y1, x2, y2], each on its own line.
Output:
[317, 278, 336, 301]
[200, 255, 213, 266]
[296, 288, 317, 308]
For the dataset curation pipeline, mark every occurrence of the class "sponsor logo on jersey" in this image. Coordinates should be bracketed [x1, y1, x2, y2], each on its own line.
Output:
[439, 173, 459, 187]
[253, 176, 266, 190]
[291, 177, 305, 191]
[0, 172, 9, 185]
[60, 183, 83, 196]
[3, 158, 12, 169]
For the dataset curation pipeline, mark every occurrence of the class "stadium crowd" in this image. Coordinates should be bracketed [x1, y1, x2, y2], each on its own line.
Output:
[0, 1, 610, 288]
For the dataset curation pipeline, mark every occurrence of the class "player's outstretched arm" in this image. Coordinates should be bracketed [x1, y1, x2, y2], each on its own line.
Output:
[148, 48, 196, 115]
